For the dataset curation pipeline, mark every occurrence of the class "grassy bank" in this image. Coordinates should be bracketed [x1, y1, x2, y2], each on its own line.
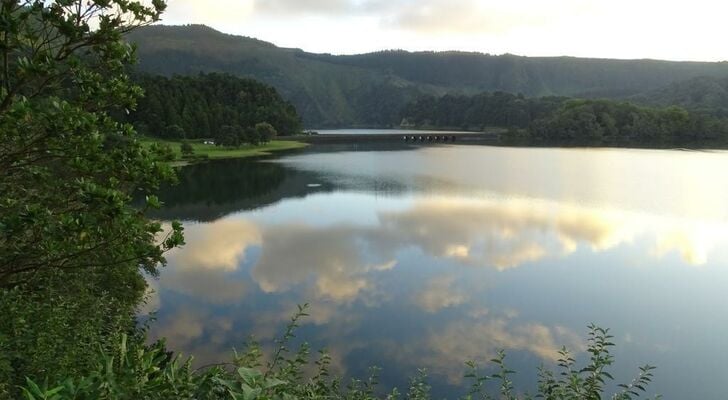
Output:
[142, 138, 308, 164]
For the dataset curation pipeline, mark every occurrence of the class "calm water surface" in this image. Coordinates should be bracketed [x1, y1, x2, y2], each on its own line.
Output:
[145, 143, 728, 399]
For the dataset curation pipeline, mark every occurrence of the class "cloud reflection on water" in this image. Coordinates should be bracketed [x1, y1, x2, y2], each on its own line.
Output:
[160, 193, 728, 308]
[149, 189, 728, 386]
[419, 320, 582, 383]
[252, 224, 397, 302]
[176, 220, 261, 271]
[146, 146, 728, 399]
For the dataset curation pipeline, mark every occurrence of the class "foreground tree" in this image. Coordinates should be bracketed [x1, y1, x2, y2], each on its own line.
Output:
[0, 0, 183, 395]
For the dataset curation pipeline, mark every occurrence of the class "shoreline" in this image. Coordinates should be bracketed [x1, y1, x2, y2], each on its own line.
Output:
[141, 138, 309, 166]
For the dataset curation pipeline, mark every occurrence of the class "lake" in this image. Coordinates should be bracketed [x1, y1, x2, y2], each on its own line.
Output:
[144, 141, 728, 399]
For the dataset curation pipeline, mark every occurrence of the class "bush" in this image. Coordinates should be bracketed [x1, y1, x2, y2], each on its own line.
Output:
[20, 305, 658, 400]
[163, 124, 186, 139]
[180, 141, 195, 157]
[255, 122, 278, 143]
[157, 143, 177, 161]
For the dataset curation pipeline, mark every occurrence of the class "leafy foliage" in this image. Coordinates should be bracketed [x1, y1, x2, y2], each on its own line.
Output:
[20, 307, 659, 400]
[0, 0, 184, 396]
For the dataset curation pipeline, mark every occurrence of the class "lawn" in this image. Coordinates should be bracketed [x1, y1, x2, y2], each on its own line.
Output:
[141, 138, 308, 163]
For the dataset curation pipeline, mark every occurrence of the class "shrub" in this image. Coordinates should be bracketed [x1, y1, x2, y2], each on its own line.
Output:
[256, 122, 278, 143]
[20, 306, 659, 400]
[180, 141, 195, 157]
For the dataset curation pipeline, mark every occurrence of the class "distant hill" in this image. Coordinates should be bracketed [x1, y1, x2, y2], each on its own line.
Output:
[127, 24, 728, 128]
[631, 76, 728, 118]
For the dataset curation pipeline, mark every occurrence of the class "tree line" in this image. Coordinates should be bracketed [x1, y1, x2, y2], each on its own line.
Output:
[400, 92, 728, 145]
[400, 91, 568, 130]
[128, 73, 302, 142]
[528, 99, 728, 144]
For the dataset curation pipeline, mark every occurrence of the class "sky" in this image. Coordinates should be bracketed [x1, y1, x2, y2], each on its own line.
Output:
[159, 0, 728, 61]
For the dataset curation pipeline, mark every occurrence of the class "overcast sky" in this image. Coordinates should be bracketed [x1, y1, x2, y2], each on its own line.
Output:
[159, 0, 728, 61]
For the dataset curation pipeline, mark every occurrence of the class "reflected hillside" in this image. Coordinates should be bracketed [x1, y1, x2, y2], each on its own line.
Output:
[149, 158, 332, 221]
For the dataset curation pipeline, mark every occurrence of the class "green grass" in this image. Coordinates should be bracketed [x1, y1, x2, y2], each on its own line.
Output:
[141, 137, 308, 163]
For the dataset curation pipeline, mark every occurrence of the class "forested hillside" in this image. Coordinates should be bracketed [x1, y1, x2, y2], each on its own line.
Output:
[127, 24, 728, 127]
[400, 92, 568, 130]
[632, 76, 728, 117]
[127, 25, 432, 127]
[129, 73, 302, 138]
[528, 100, 728, 144]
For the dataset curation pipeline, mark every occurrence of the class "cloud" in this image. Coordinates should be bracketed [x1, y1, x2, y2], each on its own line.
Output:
[378, 197, 634, 269]
[380, 196, 728, 268]
[427, 319, 577, 364]
[245, 0, 597, 36]
[382, 312, 584, 384]
[161, 0, 255, 25]
[253, 0, 354, 15]
[170, 220, 261, 271]
[248, 194, 723, 307]
[158, 192, 725, 313]
[244, 0, 603, 35]
[415, 275, 468, 313]
[384, 0, 610, 34]
[248, 196, 637, 307]
[153, 309, 207, 348]
[156, 220, 259, 304]
[251, 224, 395, 302]
[651, 224, 725, 266]
[149, 308, 239, 366]
[422, 319, 583, 383]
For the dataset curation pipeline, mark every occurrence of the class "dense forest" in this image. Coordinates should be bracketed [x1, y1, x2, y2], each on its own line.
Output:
[632, 75, 728, 118]
[400, 92, 568, 130]
[129, 73, 302, 139]
[528, 100, 728, 144]
[127, 24, 728, 127]
[398, 91, 728, 145]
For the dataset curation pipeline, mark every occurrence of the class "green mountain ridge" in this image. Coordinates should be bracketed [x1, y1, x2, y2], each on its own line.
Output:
[128, 24, 728, 127]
